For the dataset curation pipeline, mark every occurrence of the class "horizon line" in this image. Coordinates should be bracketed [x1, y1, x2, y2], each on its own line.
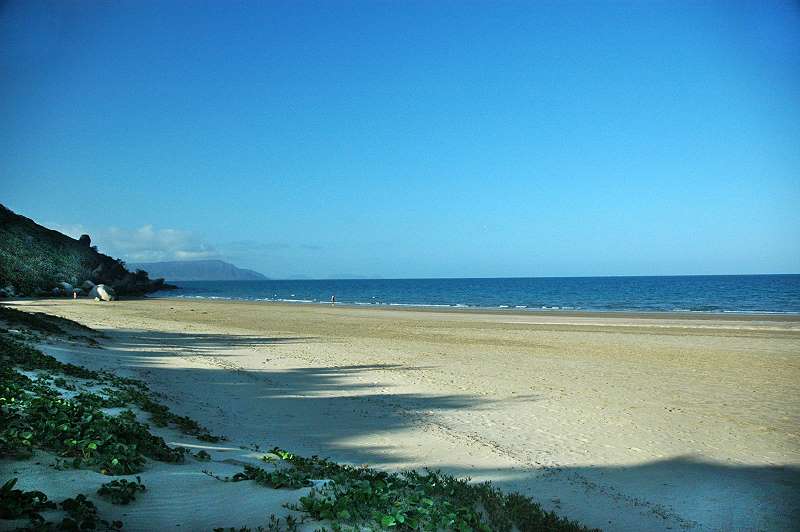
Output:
[171, 272, 800, 282]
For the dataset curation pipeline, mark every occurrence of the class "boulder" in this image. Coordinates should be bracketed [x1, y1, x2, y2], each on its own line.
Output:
[98, 284, 116, 301]
[81, 280, 96, 292]
[59, 282, 73, 294]
[52, 287, 63, 296]
[89, 284, 116, 302]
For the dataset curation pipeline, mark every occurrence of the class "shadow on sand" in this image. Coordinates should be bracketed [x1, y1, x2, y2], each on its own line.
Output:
[53, 327, 491, 464]
[441, 457, 800, 531]
[46, 326, 800, 531]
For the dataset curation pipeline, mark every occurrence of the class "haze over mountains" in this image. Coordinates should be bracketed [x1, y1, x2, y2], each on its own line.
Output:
[131, 260, 267, 281]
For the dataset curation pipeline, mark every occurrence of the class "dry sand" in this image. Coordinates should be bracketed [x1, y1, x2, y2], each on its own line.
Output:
[4, 298, 799, 531]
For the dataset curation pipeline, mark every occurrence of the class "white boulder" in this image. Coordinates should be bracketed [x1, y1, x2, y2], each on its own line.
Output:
[98, 285, 116, 301]
[89, 284, 116, 302]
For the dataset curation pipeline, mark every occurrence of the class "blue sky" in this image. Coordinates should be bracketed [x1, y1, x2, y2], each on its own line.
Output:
[2, 1, 799, 278]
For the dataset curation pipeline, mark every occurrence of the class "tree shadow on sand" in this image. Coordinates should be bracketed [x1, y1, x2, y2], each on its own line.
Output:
[441, 456, 800, 531]
[107, 329, 318, 353]
[48, 327, 509, 467]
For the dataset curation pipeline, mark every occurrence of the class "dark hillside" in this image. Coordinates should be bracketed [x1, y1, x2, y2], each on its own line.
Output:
[0, 204, 173, 297]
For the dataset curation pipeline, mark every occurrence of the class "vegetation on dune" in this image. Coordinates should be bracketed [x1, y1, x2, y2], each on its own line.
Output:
[0, 306, 102, 348]
[0, 478, 56, 522]
[0, 306, 68, 335]
[254, 450, 589, 531]
[97, 477, 146, 505]
[1, 478, 123, 531]
[0, 203, 173, 298]
[0, 335, 221, 471]
[0, 329, 223, 530]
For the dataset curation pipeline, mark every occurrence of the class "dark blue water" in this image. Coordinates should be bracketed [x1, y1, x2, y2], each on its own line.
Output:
[153, 275, 800, 314]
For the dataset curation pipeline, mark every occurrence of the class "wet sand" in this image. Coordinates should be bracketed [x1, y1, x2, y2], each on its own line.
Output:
[8, 298, 800, 530]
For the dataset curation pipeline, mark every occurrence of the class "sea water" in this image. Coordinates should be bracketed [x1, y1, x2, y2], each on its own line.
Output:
[152, 274, 800, 314]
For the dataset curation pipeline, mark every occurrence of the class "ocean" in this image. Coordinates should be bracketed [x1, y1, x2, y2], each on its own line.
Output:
[152, 274, 800, 314]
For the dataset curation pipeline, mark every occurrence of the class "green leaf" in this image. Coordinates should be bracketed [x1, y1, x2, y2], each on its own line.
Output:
[381, 515, 396, 527]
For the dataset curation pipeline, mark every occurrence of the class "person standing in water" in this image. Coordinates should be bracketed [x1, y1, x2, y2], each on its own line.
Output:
[331, 295, 336, 305]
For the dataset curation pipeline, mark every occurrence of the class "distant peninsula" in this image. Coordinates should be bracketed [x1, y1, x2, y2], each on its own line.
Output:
[129, 260, 268, 281]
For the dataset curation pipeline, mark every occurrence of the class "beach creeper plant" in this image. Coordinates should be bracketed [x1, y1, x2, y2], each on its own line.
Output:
[229, 449, 590, 531]
[0, 478, 56, 522]
[0, 479, 123, 531]
[0, 334, 221, 469]
[97, 477, 146, 505]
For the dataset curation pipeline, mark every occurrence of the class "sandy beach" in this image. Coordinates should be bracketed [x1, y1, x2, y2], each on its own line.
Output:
[5, 298, 800, 531]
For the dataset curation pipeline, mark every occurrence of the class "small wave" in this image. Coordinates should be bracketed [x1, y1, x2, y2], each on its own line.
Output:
[387, 302, 460, 308]
[174, 295, 233, 300]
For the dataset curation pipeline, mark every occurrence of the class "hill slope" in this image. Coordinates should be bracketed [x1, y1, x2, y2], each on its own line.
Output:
[129, 260, 267, 281]
[0, 203, 172, 296]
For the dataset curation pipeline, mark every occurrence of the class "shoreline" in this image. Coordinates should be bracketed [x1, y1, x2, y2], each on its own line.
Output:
[146, 295, 800, 322]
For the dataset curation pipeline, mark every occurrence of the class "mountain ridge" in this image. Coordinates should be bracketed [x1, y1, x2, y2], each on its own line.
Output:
[129, 260, 268, 281]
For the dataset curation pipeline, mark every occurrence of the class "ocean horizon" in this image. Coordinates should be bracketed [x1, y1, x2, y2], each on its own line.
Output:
[154, 273, 800, 314]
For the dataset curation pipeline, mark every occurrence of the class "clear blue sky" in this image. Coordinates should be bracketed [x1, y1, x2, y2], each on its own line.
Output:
[2, 1, 799, 278]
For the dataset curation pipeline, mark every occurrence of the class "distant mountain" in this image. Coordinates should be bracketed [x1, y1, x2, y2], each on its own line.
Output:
[130, 260, 268, 281]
